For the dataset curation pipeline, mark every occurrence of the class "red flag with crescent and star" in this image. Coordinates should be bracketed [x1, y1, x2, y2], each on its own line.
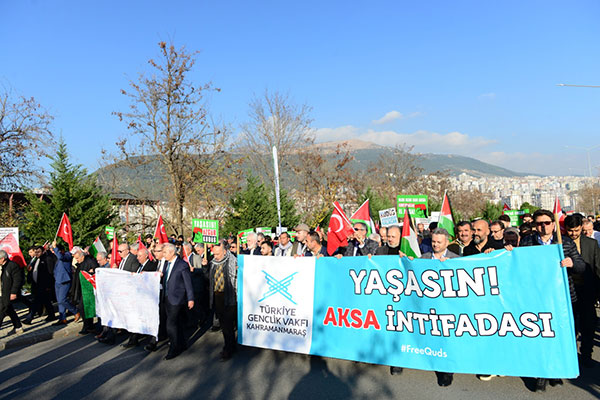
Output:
[327, 201, 355, 255]
[154, 215, 168, 244]
[0, 233, 26, 267]
[137, 235, 154, 261]
[56, 213, 74, 250]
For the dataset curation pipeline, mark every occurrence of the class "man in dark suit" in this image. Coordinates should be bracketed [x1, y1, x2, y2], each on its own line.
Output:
[0, 250, 24, 336]
[564, 214, 600, 368]
[117, 243, 140, 272]
[162, 243, 194, 359]
[71, 246, 99, 335]
[52, 241, 80, 325]
[23, 245, 56, 324]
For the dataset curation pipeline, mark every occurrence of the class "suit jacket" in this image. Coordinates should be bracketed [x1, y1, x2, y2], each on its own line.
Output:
[344, 238, 379, 257]
[290, 241, 306, 257]
[70, 255, 99, 303]
[119, 253, 140, 273]
[53, 248, 73, 284]
[163, 256, 194, 306]
[27, 253, 54, 290]
[420, 250, 459, 259]
[573, 235, 600, 299]
[139, 259, 158, 273]
[1, 260, 23, 307]
[241, 247, 261, 256]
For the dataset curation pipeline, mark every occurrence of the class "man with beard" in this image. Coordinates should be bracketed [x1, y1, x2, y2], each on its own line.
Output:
[564, 214, 600, 368]
[448, 221, 473, 256]
[203, 239, 237, 360]
[376, 225, 402, 255]
[462, 220, 504, 256]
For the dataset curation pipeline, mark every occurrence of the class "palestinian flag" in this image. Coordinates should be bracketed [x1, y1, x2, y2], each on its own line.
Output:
[80, 271, 96, 319]
[438, 191, 455, 240]
[400, 207, 421, 258]
[89, 236, 106, 258]
[350, 199, 376, 235]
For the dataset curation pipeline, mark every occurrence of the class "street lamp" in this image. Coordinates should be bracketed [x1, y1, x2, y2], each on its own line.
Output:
[557, 84, 600, 88]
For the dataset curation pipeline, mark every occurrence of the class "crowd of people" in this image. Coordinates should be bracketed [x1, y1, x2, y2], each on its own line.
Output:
[0, 209, 599, 392]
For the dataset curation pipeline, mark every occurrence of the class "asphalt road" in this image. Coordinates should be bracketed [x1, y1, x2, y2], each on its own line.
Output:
[0, 327, 598, 400]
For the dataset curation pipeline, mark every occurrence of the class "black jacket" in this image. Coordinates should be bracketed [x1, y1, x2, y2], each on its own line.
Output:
[139, 259, 158, 273]
[70, 255, 99, 305]
[462, 237, 504, 256]
[571, 235, 600, 302]
[1, 260, 23, 307]
[519, 233, 585, 303]
[344, 238, 379, 257]
[27, 252, 55, 291]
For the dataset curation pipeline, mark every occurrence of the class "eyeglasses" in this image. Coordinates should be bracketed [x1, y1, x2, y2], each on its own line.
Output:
[118, 249, 127, 253]
[354, 228, 366, 231]
[536, 221, 553, 226]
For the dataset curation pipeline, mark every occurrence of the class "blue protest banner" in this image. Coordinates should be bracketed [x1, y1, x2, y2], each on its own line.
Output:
[238, 245, 579, 378]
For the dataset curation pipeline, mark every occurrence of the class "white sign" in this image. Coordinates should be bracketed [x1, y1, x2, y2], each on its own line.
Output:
[95, 268, 161, 338]
[241, 256, 315, 353]
[0, 227, 18, 245]
[378, 208, 398, 227]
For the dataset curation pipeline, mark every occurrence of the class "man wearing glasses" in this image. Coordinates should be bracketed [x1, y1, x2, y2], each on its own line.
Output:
[117, 243, 140, 272]
[519, 209, 585, 392]
[342, 222, 378, 257]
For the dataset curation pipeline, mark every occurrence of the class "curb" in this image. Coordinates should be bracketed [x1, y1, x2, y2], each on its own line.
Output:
[0, 322, 82, 352]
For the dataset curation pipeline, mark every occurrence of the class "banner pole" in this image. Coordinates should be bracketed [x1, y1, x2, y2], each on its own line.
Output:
[273, 146, 282, 234]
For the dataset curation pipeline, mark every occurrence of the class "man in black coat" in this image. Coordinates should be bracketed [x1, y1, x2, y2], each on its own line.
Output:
[519, 209, 585, 392]
[162, 243, 194, 359]
[0, 250, 24, 335]
[375, 225, 402, 255]
[71, 246, 99, 335]
[462, 220, 504, 256]
[564, 214, 600, 368]
[116, 243, 140, 272]
[343, 222, 379, 257]
[23, 245, 56, 324]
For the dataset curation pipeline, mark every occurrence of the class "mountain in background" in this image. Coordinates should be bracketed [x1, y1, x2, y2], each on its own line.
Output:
[96, 139, 534, 200]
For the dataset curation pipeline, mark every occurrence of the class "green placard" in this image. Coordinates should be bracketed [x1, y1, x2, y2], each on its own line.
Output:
[237, 229, 253, 244]
[504, 209, 529, 227]
[105, 226, 115, 241]
[397, 195, 429, 218]
[192, 219, 219, 244]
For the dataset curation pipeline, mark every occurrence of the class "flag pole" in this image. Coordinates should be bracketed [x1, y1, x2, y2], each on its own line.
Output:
[53, 212, 65, 243]
[554, 213, 563, 244]
[273, 146, 282, 234]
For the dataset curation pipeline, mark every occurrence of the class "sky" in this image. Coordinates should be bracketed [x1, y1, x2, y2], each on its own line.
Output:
[2, 1, 600, 176]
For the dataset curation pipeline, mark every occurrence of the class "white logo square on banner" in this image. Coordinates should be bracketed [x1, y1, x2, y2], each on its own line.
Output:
[241, 256, 315, 353]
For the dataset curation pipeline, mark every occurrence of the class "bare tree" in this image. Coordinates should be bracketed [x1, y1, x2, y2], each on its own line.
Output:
[240, 90, 314, 184]
[111, 42, 231, 234]
[0, 88, 54, 190]
[577, 182, 600, 215]
[364, 144, 425, 205]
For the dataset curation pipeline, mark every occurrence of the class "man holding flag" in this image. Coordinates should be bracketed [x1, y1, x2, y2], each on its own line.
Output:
[52, 240, 80, 325]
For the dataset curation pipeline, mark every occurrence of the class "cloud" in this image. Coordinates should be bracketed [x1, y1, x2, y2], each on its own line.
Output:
[479, 92, 496, 100]
[314, 125, 497, 153]
[372, 110, 423, 125]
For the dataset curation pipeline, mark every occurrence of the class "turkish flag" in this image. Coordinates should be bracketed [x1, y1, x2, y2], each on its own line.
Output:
[0, 233, 26, 267]
[553, 196, 565, 234]
[137, 235, 154, 261]
[327, 201, 355, 255]
[57, 213, 73, 250]
[111, 235, 121, 268]
[154, 215, 168, 244]
[502, 203, 510, 212]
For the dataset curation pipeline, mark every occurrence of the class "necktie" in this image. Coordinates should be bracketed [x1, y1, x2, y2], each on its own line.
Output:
[33, 258, 40, 282]
[214, 263, 225, 292]
[164, 261, 172, 286]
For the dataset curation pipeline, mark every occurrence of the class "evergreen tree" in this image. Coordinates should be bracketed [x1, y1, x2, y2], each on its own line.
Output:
[223, 175, 299, 234]
[22, 139, 116, 249]
[482, 201, 503, 222]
